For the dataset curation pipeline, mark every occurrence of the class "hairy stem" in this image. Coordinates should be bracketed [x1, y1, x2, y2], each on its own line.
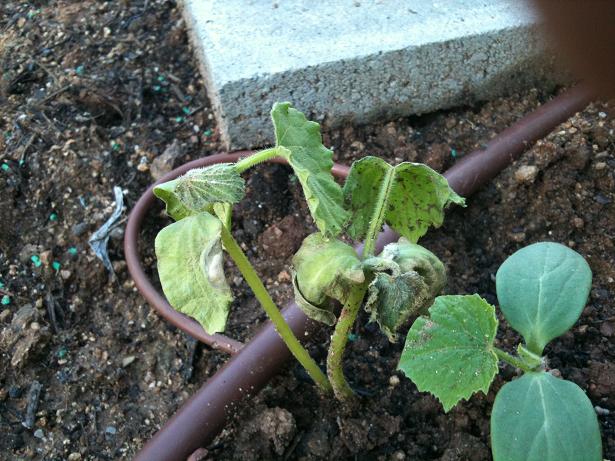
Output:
[494, 347, 534, 373]
[362, 168, 395, 258]
[234, 147, 281, 173]
[327, 284, 368, 401]
[220, 225, 332, 393]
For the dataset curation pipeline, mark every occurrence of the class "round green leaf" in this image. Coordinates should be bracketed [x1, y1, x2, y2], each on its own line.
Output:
[398, 294, 498, 412]
[496, 242, 592, 354]
[155, 212, 232, 334]
[491, 372, 602, 461]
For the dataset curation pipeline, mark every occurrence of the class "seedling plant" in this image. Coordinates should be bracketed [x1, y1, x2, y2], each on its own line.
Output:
[153, 103, 602, 460]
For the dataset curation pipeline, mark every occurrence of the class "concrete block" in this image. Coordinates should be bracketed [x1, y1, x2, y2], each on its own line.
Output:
[181, 0, 562, 149]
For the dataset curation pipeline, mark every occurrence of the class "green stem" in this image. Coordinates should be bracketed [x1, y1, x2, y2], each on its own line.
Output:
[219, 225, 332, 393]
[362, 168, 395, 258]
[494, 347, 533, 373]
[326, 284, 368, 401]
[235, 147, 281, 173]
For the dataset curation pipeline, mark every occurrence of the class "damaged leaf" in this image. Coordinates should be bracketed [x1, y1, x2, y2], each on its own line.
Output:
[398, 294, 499, 412]
[343, 156, 465, 243]
[363, 240, 446, 341]
[155, 211, 232, 334]
[292, 233, 364, 324]
[271, 102, 349, 237]
[365, 271, 431, 342]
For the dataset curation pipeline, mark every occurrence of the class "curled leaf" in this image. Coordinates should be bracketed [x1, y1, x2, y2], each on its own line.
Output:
[155, 212, 232, 334]
[343, 156, 465, 243]
[292, 274, 337, 326]
[271, 102, 349, 237]
[154, 163, 245, 221]
[365, 271, 431, 342]
[380, 238, 446, 295]
[364, 240, 446, 341]
[292, 233, 364, 324]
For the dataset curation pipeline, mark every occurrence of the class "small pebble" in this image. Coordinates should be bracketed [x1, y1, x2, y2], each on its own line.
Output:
[68, 453, 82, 461]
[573, 217, 584, 228]
[122, 356, 136, 367]
[60, 270, 72, 280]
[30, 322, 40, 331]
[514, 165, 538, 184]
[594, 162, 607, 170]
[33, 429, 44, 439]
[105, 426, 117, 435]
[389, 375, 400, 386]
[595, 406, 610, 416]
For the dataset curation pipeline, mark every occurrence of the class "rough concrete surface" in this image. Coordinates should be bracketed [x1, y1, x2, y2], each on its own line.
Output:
[181, 0, 563, 149]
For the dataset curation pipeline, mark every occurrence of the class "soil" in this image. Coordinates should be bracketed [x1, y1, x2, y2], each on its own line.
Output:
[0, 1, 613, 461]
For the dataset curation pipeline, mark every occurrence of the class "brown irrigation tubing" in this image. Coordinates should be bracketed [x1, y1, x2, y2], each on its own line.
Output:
[127, 85, 593, 461]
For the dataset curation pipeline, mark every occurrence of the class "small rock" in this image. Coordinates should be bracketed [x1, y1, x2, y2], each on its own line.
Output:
[391, 450, 406, 461]
[595, 193, 612, 205]
[122, 356, 136, 367]
[150, 140, 182, 180]
[510, 231, 526, 243]
[600, 321, 614, 337]
[39, 250, 53, 266]
[514, 165, 538, 184]
[0, 309, 12, 322]
[595, 406, 610, 416]
[389, 375, 400, 386]
[276, 270, 291, 283]
[11, 305, 37, 330]
[594, 162, 607, 170]
[105, 426, 117, 435]
[573, 217, 585, 228]
[30, 322, 40, 331]
[33, 429, 44, 439]
[60, 270, 72, 280]
[68, 453, 82, 461]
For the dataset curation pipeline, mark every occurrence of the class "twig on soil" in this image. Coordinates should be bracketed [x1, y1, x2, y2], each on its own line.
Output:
[22, 381, 43, 430]
[45, 291, 64, 333]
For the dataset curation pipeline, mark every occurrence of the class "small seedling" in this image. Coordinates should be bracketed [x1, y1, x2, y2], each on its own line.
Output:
[399, 242, 602, 461]
[153, 102, 463, 396]
[153, 104, 603, 460]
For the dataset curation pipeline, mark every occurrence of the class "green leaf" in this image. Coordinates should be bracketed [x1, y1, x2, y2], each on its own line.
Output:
[398, 294, 498, 412]
[292, 233, 364, 324]
[155, 212, 232, 334]
[491, 372, 602, 461]
[154, 163, 245, 220]
[271, 102, 349, 237]
[496, 242, 592, 355]
[343, 157, 465, 243]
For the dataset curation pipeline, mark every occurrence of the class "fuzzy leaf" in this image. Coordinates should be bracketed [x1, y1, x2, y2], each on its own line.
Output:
[343, 157, 464, 242]
[496, 242, 592, 355]
[292, 233, 364, 324]
[155, 212, 232, 334]
[271, 102, 349, 237]
[154, 163, 245, 221]
[398, 294, 498, 412]
[491, 372, 602, 461]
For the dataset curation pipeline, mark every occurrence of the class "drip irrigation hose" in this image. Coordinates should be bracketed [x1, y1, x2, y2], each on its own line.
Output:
[126, 85, 593, 461]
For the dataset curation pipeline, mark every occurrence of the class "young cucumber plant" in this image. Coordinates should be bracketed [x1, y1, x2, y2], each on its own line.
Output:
[399, 242, 602, 461]
[153, 102, 464, 398]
